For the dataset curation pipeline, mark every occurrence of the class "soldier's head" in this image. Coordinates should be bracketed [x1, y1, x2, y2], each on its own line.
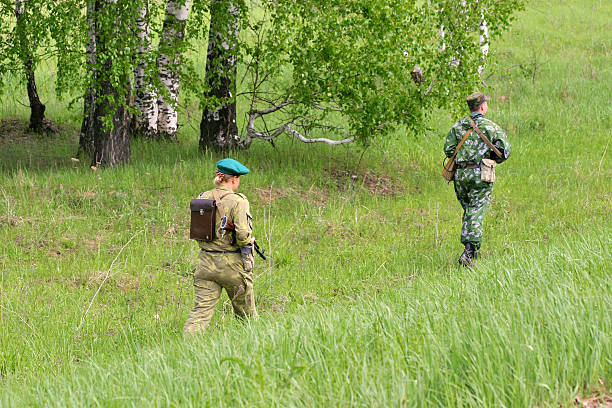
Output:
[214, 158, 250, 191]
[467, 92, 490, 114]
[214, 172, 241, 190]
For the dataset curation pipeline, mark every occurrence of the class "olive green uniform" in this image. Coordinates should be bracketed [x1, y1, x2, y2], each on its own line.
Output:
[183, 186, 257, 334]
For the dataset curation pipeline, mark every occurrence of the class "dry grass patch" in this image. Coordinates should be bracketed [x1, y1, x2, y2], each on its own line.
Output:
[328, 166, 402, 196]
[575, 379, 612, 408]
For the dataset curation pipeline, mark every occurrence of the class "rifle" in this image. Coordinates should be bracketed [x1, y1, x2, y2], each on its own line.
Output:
[220, 216, 266, 260]
[253, 241, 267, 261]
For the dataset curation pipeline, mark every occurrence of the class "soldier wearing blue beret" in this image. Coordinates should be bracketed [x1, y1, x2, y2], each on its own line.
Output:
[184, 158, 257, 334]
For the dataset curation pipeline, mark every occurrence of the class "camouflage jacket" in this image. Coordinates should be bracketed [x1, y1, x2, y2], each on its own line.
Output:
[444, 112, 511, 165]
[196, 186, 253, 251]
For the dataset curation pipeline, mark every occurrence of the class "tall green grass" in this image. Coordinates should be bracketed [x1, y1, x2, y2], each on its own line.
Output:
[1, 0, 611, 406]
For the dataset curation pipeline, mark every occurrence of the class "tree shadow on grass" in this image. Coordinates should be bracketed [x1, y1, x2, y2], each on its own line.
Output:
[0, 119, 79, 173]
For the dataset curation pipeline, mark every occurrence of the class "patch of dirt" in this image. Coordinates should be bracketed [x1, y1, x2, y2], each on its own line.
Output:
[257, 295, 290, 313]
[255, 187, 291, 203]
[84, 239, 98, 251]
[0, 118, 61, 143]
[87, 270, 140, 292]
[0, 215, 24, 227]
[575, 379, 612, 408]
[252, 185, 329, 209]
[82, 191, 97, 200]
[500, 94, 510, 102]
[0, 119, 27, 143]
[576, 393, 612, 408]
[329, 167, 402, 196]
[163, 225, 178, 238]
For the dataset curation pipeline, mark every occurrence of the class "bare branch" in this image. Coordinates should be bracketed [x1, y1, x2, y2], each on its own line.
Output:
[283, 124, 354, 145]
[291, 122, 355, 139]
[251, 97, 294, 115]
[375, 121, 391, 130]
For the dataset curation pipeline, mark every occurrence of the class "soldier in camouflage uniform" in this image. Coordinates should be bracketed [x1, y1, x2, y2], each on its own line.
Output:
[444, 92, 511, 266]
[184, 158, 258, 334]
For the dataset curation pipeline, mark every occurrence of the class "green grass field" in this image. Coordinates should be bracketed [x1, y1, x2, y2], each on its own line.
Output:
[1, 0, 611, 406]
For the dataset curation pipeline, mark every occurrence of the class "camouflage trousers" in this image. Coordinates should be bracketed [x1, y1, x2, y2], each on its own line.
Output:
[183, 250, 257, 335]
[453, 168, 493, 250]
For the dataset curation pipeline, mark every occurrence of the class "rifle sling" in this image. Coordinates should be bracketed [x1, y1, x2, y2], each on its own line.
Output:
[468, 117, 503, 158]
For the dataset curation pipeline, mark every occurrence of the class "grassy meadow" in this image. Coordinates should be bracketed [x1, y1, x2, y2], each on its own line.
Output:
[1, 0, 611, 406]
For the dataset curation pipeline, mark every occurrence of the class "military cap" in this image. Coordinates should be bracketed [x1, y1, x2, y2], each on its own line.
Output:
[466, 92, 491, 110]
[216, 158, 250, 176]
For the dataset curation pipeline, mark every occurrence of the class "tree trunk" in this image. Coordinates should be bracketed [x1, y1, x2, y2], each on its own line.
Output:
[90, 0, 130, 168]
[199, 0, 239, 151]
[156, 0, 190, 141]
[132, 0, 158, 138]
[90, 90, 131, 168]
[15, 0, 46, 131]
[78, 1, 96, 157]
[478, 11, 489, 75]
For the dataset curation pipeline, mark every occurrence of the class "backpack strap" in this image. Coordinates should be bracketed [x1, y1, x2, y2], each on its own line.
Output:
[212, 189, 237, 243]
[468, 117, 503, 158]
[211, 189, 228, 219]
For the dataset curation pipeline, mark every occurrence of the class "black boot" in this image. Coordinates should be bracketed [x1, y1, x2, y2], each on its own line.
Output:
[458, 243, 475, 267]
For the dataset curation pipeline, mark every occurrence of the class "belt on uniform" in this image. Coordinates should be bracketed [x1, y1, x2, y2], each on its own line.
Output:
[201, 249, 241, 254]
[457, 162, 479, 169]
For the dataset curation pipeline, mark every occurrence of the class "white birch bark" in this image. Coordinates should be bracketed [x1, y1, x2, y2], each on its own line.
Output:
[78, 1, 97, 155]
[90, 0, 131, 167]
[199, 0, 240, 151]
[156, 0, 190, 140]
[478, 10, 489, 75]
[15, 0, 47, 131]
[133, 0, 158, 137]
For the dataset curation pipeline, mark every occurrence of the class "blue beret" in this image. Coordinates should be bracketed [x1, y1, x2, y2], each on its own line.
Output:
[216, 158, 250, 176]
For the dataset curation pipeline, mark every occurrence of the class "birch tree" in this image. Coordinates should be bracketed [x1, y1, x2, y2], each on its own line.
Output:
[199, 0, 241, 151]
[78, 1, 96, 156]
[156, 0, 190, 140]
[87, 0, 135, 167]
[14, 0, 46, 131]
[478, 9, 489, 75]
[132, 0, 158, 138]
[188, 0, 521, 150]
[0, 0, 50, 131]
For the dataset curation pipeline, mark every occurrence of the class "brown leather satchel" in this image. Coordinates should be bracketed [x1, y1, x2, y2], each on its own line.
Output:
[189, 199, 217, 241]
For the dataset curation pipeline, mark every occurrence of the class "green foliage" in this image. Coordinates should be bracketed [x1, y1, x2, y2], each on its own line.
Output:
[214, 0, 524, 144]
[1, 0, 523, 144]
[0, 0, 53, 94]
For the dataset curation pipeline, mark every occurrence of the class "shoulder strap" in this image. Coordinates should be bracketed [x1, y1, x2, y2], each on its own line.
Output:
[468, 117, 503, 158]
[212, 189, 229, 219]
[212, 189, 239, 243]
[449, 128, 473, 162]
